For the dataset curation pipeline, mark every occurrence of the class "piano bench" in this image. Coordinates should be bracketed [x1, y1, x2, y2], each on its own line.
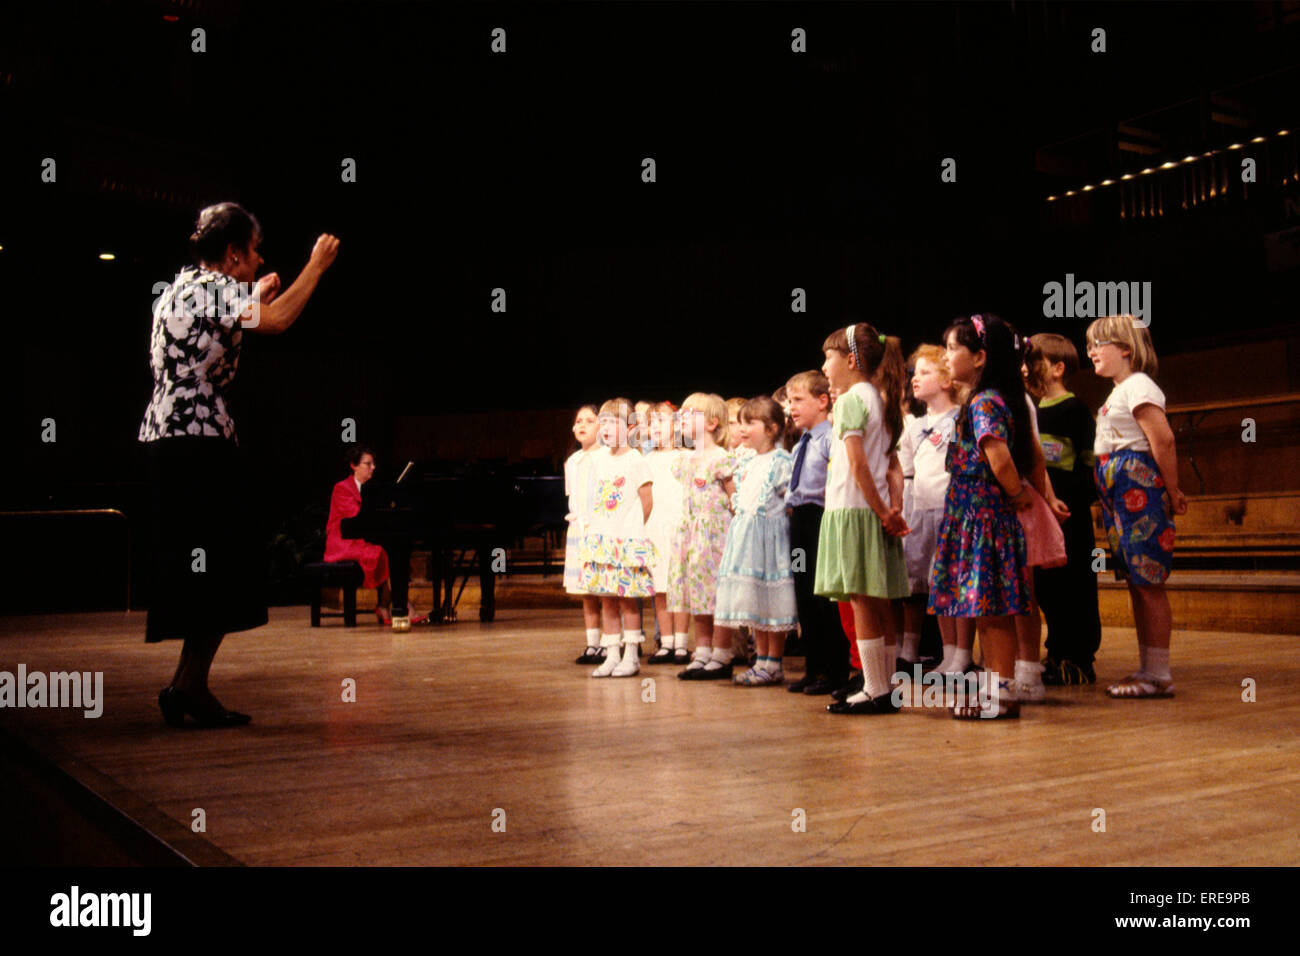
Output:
[303, 561, 365, 627]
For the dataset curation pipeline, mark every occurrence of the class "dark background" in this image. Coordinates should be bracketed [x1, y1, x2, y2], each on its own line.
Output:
[2, 1, 1298, 610]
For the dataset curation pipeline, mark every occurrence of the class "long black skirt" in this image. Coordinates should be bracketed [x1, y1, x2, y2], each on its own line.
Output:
[144, 436, 268, 642]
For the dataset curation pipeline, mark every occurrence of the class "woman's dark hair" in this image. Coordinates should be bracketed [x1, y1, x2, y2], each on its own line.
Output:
[347, 444, 375, 468]
[190, 202, 261, 265]
[943, 313, 1034, 475]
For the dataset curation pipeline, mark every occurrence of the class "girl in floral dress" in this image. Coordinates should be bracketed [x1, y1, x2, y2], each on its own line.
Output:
[929, 314, 1035, 719]
[580, 398, 656, 678]
[669, 393, 740, 679]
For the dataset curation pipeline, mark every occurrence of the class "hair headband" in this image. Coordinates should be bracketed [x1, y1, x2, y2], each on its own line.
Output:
[844, 324, 889, 369]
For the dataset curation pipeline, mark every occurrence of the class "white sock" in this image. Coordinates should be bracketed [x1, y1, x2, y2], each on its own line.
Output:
[591, 633, 623, 676]
[704, 647, 734, 670]
[953, 647, 973, 672]
[584, 627, 601, 651]
[686, 646, 711, 669]
[901, 632, 921, 662]
[860, 638, 889, 698]
[673, 632, 689, 650]
[765, 655, 782, 672]
[1142, 646, 1171, 681]
[623, 629, 644, 646]
[938, 643, 957, 672]
[1015, 659, 1043, 687]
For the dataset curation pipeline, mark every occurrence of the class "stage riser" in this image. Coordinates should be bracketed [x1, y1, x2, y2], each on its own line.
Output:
[1099, 581, 1300, 634]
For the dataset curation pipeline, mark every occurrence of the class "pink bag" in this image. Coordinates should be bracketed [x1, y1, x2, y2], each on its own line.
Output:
[1017, 485, 1067, 569]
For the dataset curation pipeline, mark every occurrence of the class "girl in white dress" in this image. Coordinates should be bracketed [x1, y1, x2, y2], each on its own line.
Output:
[563, 405, 604, 664]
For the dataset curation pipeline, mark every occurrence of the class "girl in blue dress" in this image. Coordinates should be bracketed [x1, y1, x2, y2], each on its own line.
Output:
[713, 397, 798, 686]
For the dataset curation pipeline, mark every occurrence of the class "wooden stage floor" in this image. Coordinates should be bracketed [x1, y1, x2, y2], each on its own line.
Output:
[1, 607, 1297, 866]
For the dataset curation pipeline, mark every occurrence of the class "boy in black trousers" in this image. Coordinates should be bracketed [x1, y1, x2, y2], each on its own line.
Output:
[1029, 334, 1101, 684]
[784, 371, 852, 695]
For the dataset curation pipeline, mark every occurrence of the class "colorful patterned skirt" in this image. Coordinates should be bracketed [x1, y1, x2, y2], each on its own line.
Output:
[1094, 449, 1175, 586]
[928, 475, 1030, 617]
[579, 531, 657, 598]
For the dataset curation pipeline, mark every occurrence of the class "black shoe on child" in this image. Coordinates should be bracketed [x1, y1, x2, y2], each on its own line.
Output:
[827, 693, 899, 715]
[802, 677, 841, 696]
[830, 672, 865, 703]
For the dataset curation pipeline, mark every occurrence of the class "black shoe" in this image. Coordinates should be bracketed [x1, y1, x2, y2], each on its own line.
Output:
[575, 647, 600, 664]
[672, 649, 691, 665]
[802, 677, 840, 696]
[647, 647, 676, 664]
[896, 658, 926, 683]
[830, 672, 864, 702]
[692, 662, 734, 680]
[159, 687, 251, 728]
[827, 694, 899, 715]
[158, 687, 185, 727]
[786, 675, 813, 693]
[1042, 657, 1096, 685]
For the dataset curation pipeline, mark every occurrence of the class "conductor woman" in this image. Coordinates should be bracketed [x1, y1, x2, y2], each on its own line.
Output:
[139, 202, 339, 728]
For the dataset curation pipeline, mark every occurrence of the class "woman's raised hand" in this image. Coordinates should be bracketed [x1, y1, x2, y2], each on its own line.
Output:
[309, 233, 340, 274]
[255, 272, 281, 304]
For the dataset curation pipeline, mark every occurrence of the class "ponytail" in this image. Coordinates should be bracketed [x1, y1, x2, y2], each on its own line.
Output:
[873, 335, 906, 448]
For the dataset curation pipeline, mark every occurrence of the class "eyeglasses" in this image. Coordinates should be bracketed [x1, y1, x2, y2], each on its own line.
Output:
[1086, 340, 1114, 351]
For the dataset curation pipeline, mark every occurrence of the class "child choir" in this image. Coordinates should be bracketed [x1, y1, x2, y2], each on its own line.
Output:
[561, 313, 1186, 720]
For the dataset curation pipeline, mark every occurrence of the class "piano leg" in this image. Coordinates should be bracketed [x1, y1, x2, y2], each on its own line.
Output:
[388, 540, 412, 619]
[479, 542, 495, 622]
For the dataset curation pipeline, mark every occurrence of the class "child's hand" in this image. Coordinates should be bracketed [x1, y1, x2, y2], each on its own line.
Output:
[881, 507, 910, 536]
[1048, 496, 1071, 522]
[1010, 489, 1035, 512]
[1170, 488, 1188, 515]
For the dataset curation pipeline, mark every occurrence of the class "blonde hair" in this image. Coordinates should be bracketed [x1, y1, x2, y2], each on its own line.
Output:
[598, 397, 634, 424]
[908, 344, 959, 400]
[681, 392, 729, 448]
[1086, 315, 1158, 377]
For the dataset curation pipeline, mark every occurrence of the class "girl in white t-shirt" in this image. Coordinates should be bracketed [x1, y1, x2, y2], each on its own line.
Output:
[643, 402, 690, 664]
[564, 405, 605, 665]
[1086, 315, 1188, 699]
[815, 322, 911, 715]
[579, 398, 657, 678]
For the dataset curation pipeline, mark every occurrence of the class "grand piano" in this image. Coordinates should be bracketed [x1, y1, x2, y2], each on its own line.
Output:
[340, 462, 567, 624]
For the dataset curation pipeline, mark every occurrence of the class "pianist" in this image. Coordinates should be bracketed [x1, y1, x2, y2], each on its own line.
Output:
[142, 201, 339, 728]
[325, 447, 415, 626]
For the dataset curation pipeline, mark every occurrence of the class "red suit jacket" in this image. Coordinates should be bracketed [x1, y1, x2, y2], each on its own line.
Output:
[324, 477, 390, 588]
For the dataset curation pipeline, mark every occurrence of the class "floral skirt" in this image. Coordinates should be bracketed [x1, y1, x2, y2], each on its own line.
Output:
[1095, 449, 1175, 586]
[928, 475, 1029, 617]
[667, 515, 732, 615]
[579, 531, 657, 598]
